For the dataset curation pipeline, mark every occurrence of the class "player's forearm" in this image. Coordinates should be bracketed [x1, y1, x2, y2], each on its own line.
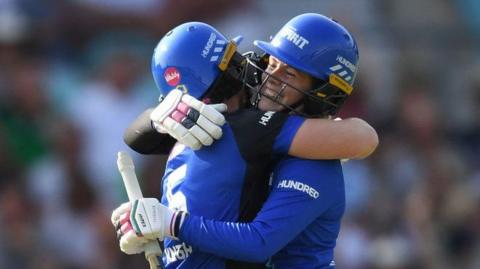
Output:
[179, 215, 285, 262]
[347, 117, 379, 158]
[124, 108, 176, 154]
[289, 117, 378, 159]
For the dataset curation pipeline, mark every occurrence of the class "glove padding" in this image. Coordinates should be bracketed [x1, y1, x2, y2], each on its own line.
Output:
[150, 89, 227, 150]
[111, 198, 186, 255]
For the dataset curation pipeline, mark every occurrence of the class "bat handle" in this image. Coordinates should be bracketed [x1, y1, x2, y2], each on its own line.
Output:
[146, 244, 162, 269]
[117, 151, 162, 269]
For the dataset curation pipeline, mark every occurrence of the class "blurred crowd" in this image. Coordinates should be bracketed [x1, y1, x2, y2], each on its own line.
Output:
[0, 0, 479, 269]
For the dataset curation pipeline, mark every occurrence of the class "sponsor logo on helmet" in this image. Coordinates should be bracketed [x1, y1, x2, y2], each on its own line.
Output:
[336, 56, 356, 73]
[164, 67, 181, 86]
[209, 39, 226, 62]
[274, 26, 310, 49]
[329, 56, 357, 83]
[202, 33, 217, 58]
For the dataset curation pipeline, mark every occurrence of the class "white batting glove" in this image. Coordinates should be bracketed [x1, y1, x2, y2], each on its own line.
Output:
[111, 198, 187, 255]
[150, 89, 227, 150]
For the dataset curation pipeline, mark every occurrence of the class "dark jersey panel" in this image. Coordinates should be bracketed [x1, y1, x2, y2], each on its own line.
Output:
[225, 110, 292, 269]
[227, 110, 290, 161]
[227, 110, 291, 223]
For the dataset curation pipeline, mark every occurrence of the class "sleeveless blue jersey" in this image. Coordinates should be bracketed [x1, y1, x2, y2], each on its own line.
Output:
[161, 109, 304, 268]
[179, 157, 345, 269]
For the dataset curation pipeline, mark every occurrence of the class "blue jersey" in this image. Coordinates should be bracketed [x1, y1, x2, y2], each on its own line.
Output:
[179, 157, 345, 269]
[161, 109, 304, 269]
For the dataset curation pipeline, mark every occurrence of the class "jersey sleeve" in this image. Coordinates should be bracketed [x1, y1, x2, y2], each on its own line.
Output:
[123, 108, 176, 154]
[272, 115, 304, 155]
[178, 158, 343, 262]
[227, 110, 304, 161]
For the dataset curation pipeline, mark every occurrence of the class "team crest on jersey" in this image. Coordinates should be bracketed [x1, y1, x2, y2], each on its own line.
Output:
[164, 67, 181, 86]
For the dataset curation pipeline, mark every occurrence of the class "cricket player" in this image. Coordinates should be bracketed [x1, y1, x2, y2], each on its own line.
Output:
[113, 15, 376, 269]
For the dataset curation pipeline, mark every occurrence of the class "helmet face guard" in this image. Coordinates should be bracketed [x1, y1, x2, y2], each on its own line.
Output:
[244, 56, 349, 117]
[250, 13, 359, 117]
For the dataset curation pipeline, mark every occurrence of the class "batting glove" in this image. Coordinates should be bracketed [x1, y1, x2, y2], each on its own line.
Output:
[150, 89, 227, 150]
[111, 198, 187, 255]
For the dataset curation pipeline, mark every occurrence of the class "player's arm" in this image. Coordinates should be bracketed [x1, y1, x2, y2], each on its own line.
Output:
[125, 93, 378, 158]
[112, 159, 341, 262]
[125, 90, 227, 153]
[178, 158, 341, 262]
[289, 117, 378, 160]
[123, 107, 176, 154]
[231, 111, 378, 163]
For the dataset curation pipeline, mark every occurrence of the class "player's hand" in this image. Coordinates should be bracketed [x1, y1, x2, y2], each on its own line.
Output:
[111, 198, 186, 254]
[150, 89, 227, 150]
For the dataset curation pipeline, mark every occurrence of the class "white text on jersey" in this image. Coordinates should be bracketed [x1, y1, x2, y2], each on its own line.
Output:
[259, 111, 275, 126]
[277, 179, 319, 199]
[165, 242, 193, 263]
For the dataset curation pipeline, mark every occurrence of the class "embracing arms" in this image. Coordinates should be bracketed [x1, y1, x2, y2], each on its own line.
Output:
[290, 117, 378, 160]
[125, 91, 378, 159]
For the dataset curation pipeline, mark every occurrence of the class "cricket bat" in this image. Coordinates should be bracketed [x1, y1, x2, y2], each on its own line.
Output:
[117, 151, 161, 269]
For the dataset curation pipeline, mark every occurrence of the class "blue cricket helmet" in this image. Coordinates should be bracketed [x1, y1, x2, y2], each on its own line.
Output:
[151, 22, 243, 101]
[253, 13, 360, 116]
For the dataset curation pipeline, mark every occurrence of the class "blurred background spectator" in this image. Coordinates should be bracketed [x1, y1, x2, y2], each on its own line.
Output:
[1, 0, 479, 268]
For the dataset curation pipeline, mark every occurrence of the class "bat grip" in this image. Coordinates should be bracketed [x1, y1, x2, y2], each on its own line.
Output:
[117, 151, 162, 269]
[146, 244, 162, 269]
